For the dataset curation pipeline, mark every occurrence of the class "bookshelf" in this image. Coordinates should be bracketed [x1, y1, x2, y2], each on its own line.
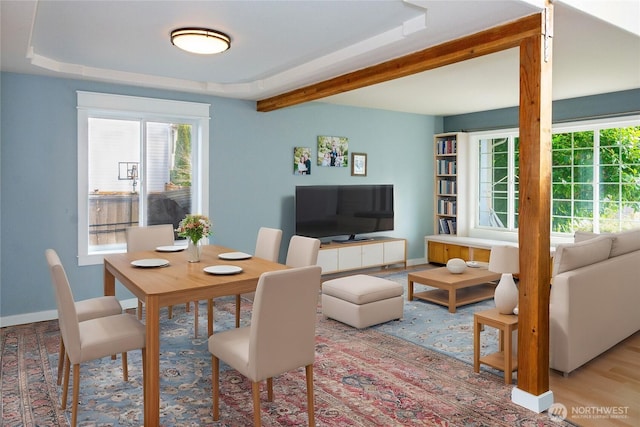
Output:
[434, 132, 468, 236]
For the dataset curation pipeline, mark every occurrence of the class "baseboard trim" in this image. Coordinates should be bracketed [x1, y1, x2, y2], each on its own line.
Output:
[406, 257, 425, 267]
[0, 298, 138, 328]
[512, 387, 554, 413]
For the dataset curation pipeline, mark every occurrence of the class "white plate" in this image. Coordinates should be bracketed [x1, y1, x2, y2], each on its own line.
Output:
[218, 252, 252, 260]
[156, 245, 186, 252]
[203, 265, 243, 275]
[131, 258, 170, 268]
[466, 261, 481, 268]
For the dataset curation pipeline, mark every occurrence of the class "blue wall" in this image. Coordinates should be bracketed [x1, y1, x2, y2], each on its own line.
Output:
[0, 72, 439, 320]
[443, 89, 640, 132]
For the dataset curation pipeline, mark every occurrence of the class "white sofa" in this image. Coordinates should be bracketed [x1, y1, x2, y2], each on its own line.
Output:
[549, 228, 640, 375]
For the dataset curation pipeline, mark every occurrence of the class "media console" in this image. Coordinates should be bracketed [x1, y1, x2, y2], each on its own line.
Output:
[317, 237, 406, 274]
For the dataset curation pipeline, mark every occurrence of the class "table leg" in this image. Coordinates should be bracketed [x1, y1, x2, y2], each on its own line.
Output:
[407, 279, 414, 301]
[103, 267, 118, 360]
[448, 289, 456, 313]
[144, 296, 160, 426]
[473, 316, 480, 373]
[103, 265, 115, 297]
[504, 326, 512, 384]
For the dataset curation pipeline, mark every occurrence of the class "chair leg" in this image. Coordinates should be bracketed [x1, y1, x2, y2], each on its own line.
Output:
[194, 301, 199, 338]
[122, 352, 128, 381]
[137, 300, 143, 320]
[235, 294, 241, 328]
[212, 356, 220, 421]
[71, 364, 80, 427]
[208, 299, 214, 337]
[168, 304, 174, 319]
[185, 302, 190, 312]
[305, 364, 315, 427]
[141, 347, 147, 414]
[252, 381, 261, 426]
[61, 355, 70, 410]
[267, 377, 274, 401]
[57, 337, 65, 385]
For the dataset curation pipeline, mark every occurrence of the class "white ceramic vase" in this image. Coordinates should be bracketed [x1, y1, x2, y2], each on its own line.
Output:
[187, 239, 202, 263]
[494, 273, 518, 314]
[446, 258, 467, 274]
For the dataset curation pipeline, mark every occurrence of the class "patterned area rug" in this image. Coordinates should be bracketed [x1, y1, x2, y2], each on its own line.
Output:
[1, 278, 570, 426]
[371, 270, 504, 372]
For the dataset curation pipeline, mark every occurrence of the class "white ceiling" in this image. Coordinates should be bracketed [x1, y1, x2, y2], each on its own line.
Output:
[2, 0, 639, 116]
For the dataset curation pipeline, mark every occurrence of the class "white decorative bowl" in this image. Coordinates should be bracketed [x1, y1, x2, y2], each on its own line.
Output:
[446, 258, 467, 274]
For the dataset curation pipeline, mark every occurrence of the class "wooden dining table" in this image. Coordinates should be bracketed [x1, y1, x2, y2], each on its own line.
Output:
[103, 244, 287, 426]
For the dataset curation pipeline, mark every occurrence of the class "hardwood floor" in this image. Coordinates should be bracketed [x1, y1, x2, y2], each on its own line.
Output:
[548, 331, 640, 426]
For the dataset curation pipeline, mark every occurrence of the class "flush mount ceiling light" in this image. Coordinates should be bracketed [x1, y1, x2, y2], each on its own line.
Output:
[170, 28, 231, 55]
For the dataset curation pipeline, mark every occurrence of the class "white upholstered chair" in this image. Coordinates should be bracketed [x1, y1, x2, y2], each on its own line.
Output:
[44, 249, 123, 386]
[126, 224, 201, 336]
[209, 265, 322, 426]
[285, 235, 321, 268]
[234, 227, 283, 327]
[46, 249, 146, 427]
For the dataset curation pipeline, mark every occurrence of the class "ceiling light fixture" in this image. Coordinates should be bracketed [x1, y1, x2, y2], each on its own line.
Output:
[170, 28, 231, 55]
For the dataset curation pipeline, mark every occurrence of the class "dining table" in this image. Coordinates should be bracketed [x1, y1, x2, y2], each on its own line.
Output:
[103, 244, 288, 426]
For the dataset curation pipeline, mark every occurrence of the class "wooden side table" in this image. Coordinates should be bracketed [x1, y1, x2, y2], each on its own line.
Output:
[474, 308, 518, 384]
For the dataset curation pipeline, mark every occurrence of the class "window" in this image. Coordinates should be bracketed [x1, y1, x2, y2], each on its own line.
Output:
[472, 117, 640, 237]
[477, 134, 519, 230]
[77, 92, 209, 265]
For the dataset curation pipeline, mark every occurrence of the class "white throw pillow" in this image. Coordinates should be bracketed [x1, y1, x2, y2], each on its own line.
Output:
[609, 228, 640, 257]
[553, 235, 613, 276]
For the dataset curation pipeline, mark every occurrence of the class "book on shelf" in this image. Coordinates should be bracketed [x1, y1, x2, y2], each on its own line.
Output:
[447, 219, 457, 235]
[436, 138, 458, 155]
[438, 218, 457, 235]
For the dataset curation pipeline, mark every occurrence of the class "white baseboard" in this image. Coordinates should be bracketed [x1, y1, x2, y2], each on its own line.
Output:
[512, 387, 554, 413]
[0, 298, 139, 328]
[406, 257, 426, 267]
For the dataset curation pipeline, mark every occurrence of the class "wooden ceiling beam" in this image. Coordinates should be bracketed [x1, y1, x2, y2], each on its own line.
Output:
[257, 13, 542, 112]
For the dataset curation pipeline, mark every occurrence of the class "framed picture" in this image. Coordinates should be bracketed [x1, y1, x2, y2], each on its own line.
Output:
[317, 135, 349, 167]
[293, 147, 311, 175]
[351, 153, 367, 176]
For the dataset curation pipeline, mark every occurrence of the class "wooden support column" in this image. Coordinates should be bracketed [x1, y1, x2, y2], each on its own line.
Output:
[513, 4, 553, 412]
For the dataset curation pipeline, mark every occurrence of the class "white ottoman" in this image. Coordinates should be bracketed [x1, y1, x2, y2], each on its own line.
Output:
[322, 274, 404, 329]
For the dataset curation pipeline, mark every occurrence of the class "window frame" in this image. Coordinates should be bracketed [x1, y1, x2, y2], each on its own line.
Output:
[77, 92, 210, 266]
[467, 115, 640, 241]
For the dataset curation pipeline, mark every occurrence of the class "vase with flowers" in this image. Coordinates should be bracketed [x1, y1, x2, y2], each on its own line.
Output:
[176, 214, 212, 262]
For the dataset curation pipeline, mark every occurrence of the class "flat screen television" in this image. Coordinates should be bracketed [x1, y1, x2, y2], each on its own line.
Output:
[295, 184, 394, 242]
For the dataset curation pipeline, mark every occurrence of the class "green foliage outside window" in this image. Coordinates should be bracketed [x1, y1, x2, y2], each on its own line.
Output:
[170, 124, 192, 187]
[480, 123, 639, 235]
[551, 126, 640, 233]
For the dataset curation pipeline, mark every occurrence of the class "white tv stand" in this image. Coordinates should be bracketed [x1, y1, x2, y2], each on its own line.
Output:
[316, 237, 406, 274]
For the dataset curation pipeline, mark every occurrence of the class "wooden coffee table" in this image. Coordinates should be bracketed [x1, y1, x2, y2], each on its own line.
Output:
[408, 267, 501, 313]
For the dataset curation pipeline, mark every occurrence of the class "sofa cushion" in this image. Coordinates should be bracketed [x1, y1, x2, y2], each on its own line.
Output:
[609, 228, 640, 257]
[553, 235, 613, 276]
[573, 231, 598, 242]
[574, 228, 640, 258]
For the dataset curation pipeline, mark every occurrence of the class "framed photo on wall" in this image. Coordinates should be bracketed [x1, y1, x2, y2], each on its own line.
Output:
[317, 135, 348, 167]
[351, 152, 367, 176]
[294, 147, 312, 175]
